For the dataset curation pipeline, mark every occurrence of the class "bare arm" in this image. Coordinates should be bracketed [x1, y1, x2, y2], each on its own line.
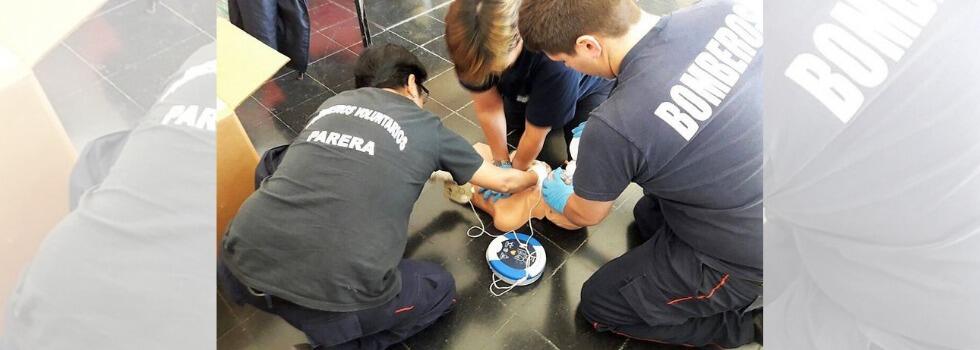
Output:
[511, 120, 550, 171]
[471, 88, 511, 162]
[468, 161, 538, 194]
[562, 194, 614, 227]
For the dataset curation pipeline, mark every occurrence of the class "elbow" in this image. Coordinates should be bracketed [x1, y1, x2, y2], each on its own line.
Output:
[568, 216, 598, 227]
[566, 208, 602, 227]
[497, 176, 518, 193]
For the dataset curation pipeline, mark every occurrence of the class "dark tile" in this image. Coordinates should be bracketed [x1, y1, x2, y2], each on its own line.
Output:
[441, 114, 485, 144]
[93, 0, 135, 16]
[390, 14, 444, 46]
[425, 70, 470, 110]
[254, 70, 330, 115]
[426, 13, 445, 24]
[106, 33, 212, 109]
[457, 102, 477, 124]
[238, 310, 308, 349]
[411, 46, 454, 77]
[636, 0, 694, 15]
[422, 36, 451, 61]
[309, 31, 347, 62]
[161, 0, 216, 37]
[236, 97, 298, 155]
[334, 78, 357, 93]
[574, 205, 637, 270]
[272, 66, 295, 81]
[33, 44, 104, 105]
[322, 17, 380, 48]
[363, 0, 442, 28]
[52, 79, 144, 150]
[309, 0, 357, 32]
[369, 30, 418, 50]
[484, 315, 561, 350]
[402, 184, 515, 349]
[63, 0, 200, 76]
[511, 255, 628, 350]
[217, 292, 239, 338]
[406, 178, 484, 236]
[429, 2, 452, 21]
[612, 183, 645, 211]
[276, 92, 336, 133]
[527, 219, 588, 256]
[423, 99, 453, 120]
[306, 49, 359, 91]
[217, 323, 260, 350]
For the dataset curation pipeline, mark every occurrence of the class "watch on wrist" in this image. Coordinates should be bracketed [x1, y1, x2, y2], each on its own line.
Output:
[493, 160, 513, 168]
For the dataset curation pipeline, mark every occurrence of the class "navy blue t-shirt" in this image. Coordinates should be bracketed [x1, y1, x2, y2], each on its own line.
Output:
[461, 49, 612, 129]
[574, 0, 763, 280]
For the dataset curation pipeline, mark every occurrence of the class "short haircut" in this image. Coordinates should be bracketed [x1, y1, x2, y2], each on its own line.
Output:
[444, 0, 521, 87]
[354, 44, 429, 90]
[519, 0, 641, 54]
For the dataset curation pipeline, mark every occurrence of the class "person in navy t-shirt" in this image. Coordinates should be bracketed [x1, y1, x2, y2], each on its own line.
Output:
[444, 0, 613, 201]
[521, 0, 763, 347]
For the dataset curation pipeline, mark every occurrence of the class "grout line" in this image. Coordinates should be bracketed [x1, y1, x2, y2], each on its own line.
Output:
[454, 100, 473, 113]
[302, 68, 331, 91]
[88, 0, 137, 19]
[533, 330, 562, 350]
[430, 99, 455, 121]
[383, 0, 454, 31]
[426, 12, 445, 24]
[385, 29, 424, 50]
[311, 38, 356, 66]
[418, 34, 445, 48]
[60, 42, 146, 112]
[158, 1, 214, 40]
[489, 313, 519, 338]
[270, 67, 296, 81]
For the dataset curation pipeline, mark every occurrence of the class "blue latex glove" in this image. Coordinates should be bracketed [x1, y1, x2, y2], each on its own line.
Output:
[571, 121, 587, 138]
[479, 163, 512, 202]
[542, 168, 574, 213]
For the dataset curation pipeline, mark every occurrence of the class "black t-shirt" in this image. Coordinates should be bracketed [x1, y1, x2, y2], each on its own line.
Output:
[574, 0, 763, 281]
[461, 49, 613, 129]
[221, 88, 483, 312]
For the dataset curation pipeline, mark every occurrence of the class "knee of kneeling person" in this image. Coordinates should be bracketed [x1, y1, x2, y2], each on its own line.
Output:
[578, 279, 603, 320]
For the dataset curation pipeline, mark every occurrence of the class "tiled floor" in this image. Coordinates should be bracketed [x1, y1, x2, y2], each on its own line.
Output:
[33, 0, 214, 150]
[222, 0, 708, 349]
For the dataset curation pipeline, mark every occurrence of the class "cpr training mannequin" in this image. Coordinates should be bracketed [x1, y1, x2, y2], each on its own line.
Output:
[434, 141, 582, 232]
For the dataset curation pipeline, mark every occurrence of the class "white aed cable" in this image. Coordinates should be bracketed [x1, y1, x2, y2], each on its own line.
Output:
[466, 176, 545, 297]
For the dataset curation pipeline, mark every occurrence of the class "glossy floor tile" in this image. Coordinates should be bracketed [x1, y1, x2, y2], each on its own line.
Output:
[34, 0, 209, 151]
[220, 1, 719, 349]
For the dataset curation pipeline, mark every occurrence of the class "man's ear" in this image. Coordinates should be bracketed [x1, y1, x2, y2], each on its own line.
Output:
[406, 74, 420, 99]
[575, 35, 603, 59]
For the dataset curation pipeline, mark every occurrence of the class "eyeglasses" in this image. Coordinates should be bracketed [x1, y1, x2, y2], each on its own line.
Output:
[418, 83, 430, 104]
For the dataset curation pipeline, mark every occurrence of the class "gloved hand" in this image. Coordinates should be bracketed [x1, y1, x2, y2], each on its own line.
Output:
[542, 168, 574, 213]
[571, 121, 587, 138]
[479, 162, 512, 202]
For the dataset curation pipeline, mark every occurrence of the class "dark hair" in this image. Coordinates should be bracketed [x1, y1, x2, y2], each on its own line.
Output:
[354, 44, 429, 90]
[519, 0, 640, 54]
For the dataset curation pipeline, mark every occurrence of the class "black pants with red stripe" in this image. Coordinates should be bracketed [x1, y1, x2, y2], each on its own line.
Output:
[578, 196, 761, 349]
[218, 260, 456, 350]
